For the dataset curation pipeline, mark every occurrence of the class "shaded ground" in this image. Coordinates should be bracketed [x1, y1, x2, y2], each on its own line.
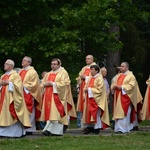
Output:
[25, 126, 150, 139]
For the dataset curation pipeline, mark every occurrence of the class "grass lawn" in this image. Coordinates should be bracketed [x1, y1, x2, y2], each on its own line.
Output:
[0, 120, 150, 150]
[0, 132, 150, 150]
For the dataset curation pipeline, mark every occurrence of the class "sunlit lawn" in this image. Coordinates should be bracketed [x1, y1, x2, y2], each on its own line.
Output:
[0, 132, 150, 150]
[0, 120, 150, 150]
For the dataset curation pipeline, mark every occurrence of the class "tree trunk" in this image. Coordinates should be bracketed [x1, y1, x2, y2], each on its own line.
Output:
[106, 25, 121, 114]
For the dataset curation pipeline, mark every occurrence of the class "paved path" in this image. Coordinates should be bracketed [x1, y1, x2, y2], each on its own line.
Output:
[25, 126, 150, 139]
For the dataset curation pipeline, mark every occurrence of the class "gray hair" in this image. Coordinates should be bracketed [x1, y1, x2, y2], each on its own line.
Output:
[7, 59, 15, 68]
[24, 56, 32, 65]
[14, 67, 21, 73]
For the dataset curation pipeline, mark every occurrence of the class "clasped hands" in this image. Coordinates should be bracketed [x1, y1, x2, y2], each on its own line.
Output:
[80, 75, 86, 80]
[0, 79, 9, 86]
[44, 81, 53, 87]
[112, 84, 122, 90]
[84, 87, 88, 93]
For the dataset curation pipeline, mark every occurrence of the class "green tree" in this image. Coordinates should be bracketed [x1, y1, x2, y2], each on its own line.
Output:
[0, 0, 149, 96]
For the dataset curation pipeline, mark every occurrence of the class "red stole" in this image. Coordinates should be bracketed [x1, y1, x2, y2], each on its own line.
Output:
[78, 67, 90, 112]
[0, 75, 10, 113]
[116, 74, 131, 116]
[85, 77, 98, 124]
[44, 73, 65, 120]
[19, 70, 33, 113]
[0, 74, 18, 119]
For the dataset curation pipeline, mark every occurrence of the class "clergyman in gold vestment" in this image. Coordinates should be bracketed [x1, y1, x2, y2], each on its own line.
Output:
[0, 59, 31, 138]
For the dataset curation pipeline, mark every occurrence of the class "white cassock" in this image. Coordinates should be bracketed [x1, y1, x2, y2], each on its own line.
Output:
[114, 88, 132, 133]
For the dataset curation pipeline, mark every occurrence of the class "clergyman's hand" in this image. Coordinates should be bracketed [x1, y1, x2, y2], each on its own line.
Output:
[80, 75, 85, 80]
[44, 81, 53, 87]
[2, 80, 9, 86]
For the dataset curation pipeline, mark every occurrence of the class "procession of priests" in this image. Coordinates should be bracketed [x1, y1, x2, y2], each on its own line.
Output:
[0, 55, 149, 138]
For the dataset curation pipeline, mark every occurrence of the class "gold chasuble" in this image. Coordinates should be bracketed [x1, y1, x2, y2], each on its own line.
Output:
[19, 66, 42, 120]
[112, 71, 143, 121]
[40, 67, 69, 125]
[82, 74, 110, 128]
[0, 70, 31, 127]
[142, 76, 150, 120]
[44, 73, 65, 120]
[76, 62, 96, 112]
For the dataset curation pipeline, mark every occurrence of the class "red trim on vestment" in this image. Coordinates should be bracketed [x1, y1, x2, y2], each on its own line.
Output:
[121, 94, 131, 116]
[44, 73, 56, 120]
[9, 102, 18, 119]
[23, 91, 33, 113]
[78, 68, 91, 112]
[0, 75, 10, 113]
[85, 77, 98, 124]
[19, 70, 28, 82]
[44, 73, 65, 120]
[35, 100, 41, 119]
[116, 74, 130, 115]
[54, 94, 65, 117]
[130, 105, 136, 123]
[67, 103, 72, 112]
[19, 70, 33, 113]
[67, 103, 76, 120]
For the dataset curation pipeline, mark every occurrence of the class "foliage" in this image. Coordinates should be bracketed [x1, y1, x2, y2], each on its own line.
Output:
[120, 0, 150, 95]
[0, 0, 149, 91]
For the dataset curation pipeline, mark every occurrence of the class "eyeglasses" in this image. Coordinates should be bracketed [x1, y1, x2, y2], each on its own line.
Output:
[51, 63, 58, 65]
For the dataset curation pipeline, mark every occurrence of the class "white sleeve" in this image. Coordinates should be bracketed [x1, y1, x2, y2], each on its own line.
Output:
[24, 87, 30, 94]
[8, 82, 14, 92]
[85, 76, 90, 83]
[0, 85, 2, 90]
[52, 82, 58, 93]
[122, 87, 126, 95]
[88, 88, 93, 98]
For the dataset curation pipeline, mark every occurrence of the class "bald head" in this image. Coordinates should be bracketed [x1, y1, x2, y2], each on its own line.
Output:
[120, 62, 129, 73]
[86, 55, 94, 65]
[101, 67, 107, 77]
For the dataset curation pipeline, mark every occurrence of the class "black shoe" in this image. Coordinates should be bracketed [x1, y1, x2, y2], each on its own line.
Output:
[51, 134, 63, 136]
[26, 132, 33, 135]
[94, 129, 100, 135]
[130, 126, 139, 131]
[42, 130, 52, 136]
[63, 125, 68, 132]
[83, 127, 94, 134]
[115, 131, 124, 134]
